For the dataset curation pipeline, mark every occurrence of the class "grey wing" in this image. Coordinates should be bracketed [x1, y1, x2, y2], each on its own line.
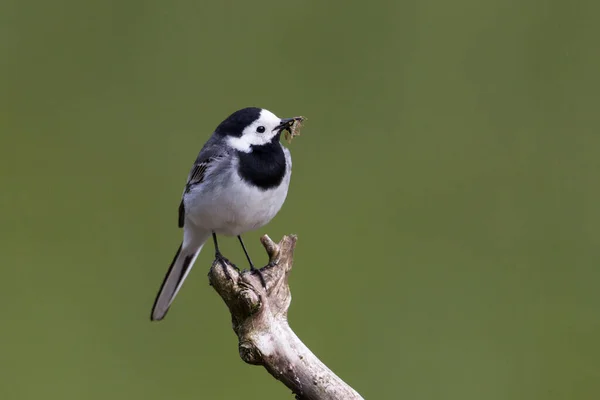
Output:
[184, 162, 212, 193]
[178, 142, 230, 228]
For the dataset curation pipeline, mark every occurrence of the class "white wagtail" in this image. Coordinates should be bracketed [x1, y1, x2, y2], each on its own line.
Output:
[151, 107, 304, 321]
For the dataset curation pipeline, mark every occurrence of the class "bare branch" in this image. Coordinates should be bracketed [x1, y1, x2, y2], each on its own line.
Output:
[208, 234, 363, 400]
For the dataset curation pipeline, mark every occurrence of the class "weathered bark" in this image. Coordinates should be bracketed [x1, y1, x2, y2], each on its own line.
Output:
[208, 234, 363, 400]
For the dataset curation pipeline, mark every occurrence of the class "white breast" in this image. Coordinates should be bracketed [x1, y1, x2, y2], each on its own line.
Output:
[184, 148, 292, 237]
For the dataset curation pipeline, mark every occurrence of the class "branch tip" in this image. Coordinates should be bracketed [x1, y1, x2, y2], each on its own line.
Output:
[260, 234, 280, 262]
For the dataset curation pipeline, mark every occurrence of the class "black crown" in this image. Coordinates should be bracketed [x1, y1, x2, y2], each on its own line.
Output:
[215, 107, 262, 137]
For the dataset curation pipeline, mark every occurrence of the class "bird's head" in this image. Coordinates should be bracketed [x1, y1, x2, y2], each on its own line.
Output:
[216, 107, 303, 153]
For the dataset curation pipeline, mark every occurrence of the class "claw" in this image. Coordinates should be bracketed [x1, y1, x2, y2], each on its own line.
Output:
[215, 252, 233, 280]
[252, 268, 267, 289]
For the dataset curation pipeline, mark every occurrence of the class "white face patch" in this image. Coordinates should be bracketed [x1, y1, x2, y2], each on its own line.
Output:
[227, 109, 282, 153]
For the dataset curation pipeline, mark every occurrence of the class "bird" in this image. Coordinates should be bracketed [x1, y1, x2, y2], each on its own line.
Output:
[150, 107, 303, 321]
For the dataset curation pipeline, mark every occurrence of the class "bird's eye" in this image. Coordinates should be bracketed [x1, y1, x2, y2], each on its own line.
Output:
[256, 126, 266, 133]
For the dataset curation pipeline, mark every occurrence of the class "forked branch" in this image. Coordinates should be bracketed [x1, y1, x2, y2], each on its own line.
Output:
[208, 234, 363, 400]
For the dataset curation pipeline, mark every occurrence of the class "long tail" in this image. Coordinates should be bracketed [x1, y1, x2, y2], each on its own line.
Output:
[151, 231, 208, 321]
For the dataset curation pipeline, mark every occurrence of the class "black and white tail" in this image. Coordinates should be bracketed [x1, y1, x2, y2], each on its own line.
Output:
[151, 232, 208, 321]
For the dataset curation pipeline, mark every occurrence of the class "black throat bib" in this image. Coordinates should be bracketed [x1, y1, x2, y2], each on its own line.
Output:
[237, 139, 286, 190]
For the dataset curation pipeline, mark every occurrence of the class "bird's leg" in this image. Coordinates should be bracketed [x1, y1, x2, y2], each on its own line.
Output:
[238, 235, 267, 289]
[213, 232, 233, 280]
[237, 235, 255, 269]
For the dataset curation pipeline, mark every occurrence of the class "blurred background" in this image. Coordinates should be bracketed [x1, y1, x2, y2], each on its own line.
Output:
[1, 0, 599, 399]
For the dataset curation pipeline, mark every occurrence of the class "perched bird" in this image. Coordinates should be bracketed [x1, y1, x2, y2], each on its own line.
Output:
[151, 107, 303, 321]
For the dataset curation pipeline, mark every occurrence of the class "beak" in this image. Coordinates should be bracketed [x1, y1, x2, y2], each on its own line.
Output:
[273, 116, 304, 133]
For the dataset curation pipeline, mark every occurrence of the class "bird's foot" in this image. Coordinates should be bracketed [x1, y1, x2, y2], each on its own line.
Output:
[215, 252, 235, 280]
[250, 266, 267, 289]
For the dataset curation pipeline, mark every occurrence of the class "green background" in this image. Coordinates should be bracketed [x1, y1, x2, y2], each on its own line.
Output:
[1, 0, 599, 399]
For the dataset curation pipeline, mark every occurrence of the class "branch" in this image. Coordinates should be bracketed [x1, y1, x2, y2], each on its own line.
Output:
[208, 234, 363, 400]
